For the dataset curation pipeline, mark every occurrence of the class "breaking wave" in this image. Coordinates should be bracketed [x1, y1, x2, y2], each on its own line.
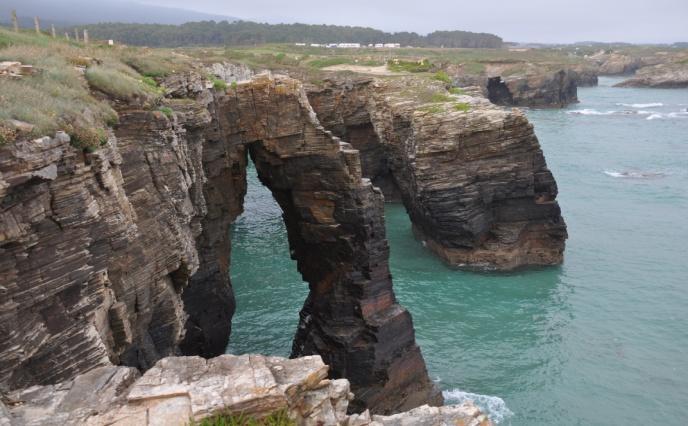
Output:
[616, 102, 663, 108]
[567, 109, 688, 120]
[604, 170, 665, 179]
[646, 111, 688, 120]
[443, 389, 514, 424]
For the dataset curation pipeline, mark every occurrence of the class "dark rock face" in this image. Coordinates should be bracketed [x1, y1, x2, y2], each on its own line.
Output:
[212, 74, 441, 414]
[307, 77, 567, 270]
[487, 70, 578, 108]
[0, 72, 440, 414]
[572, 67, 599, 87]
[0, 110, 208, 389]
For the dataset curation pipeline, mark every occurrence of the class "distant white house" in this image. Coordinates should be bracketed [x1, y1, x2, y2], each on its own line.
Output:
[310, 43, 321, 47]
[294, 43, 306, 46]
[374, 43, 384, 48]
[337, 43, 361, 48]
[383, 43, 401, 48]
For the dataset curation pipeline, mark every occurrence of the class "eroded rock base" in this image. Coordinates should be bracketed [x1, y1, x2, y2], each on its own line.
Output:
[1, 354, 490, 426]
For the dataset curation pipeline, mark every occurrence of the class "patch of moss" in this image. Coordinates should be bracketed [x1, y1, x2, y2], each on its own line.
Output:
[158, 106, 173, 118]
[418, 105, 444, 114]
[453, 102, 471, 112]
[432, 71, 452, 84]
[448, 87, 465, 95]
[231, 81, 238, 90]
[430, 93, 452, 103]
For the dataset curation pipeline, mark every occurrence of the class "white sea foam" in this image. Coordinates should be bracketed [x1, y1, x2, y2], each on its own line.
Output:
[604, 170, 665, 179]
[646, 113, 664, 120]
[443, 389, 514, 424]
[616, 102, 663, 108]
[567, 109, 616, 116]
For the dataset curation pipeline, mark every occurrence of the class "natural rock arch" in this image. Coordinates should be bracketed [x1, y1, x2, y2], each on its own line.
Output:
[181, 74, 442, 414]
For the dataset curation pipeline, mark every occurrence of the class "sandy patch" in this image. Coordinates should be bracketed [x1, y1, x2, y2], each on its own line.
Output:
[321, 64, 400, 75]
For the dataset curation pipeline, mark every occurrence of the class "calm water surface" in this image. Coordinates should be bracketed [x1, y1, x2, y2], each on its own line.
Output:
[227, 77, 688, 425]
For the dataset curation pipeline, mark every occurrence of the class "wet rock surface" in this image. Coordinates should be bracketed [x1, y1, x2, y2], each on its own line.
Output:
[0, 354, 490, 426]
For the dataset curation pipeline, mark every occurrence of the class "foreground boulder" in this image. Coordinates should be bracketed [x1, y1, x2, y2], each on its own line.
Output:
[0, 354, 491, 426]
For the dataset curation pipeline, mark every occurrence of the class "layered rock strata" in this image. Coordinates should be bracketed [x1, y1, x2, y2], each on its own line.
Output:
[1, 354, 491, 426]
[486, 69, 579, 108]
[0, 71, 439, 414]
[614, 63, 688, 88]
[308, 77, 567, 270]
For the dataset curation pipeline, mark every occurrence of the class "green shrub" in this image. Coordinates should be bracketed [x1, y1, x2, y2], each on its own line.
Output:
[210, 77, 228, 90]
[448, 87, 465, 95]
[231, 81, 238, 90]
[158, 107, 173, 118]
[453, 102, 471, 112]
[194, 409, 295, 426]
[432, 71, 452, 84]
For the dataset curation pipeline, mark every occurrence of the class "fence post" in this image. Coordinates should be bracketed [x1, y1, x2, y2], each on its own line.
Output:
[83, 29, 89, 44]
[65, 32, 70, 41]
[74, 28, 80, 42]
[51, 24, 56, 38]
[34, 16, 40, 34]
[11, 10, 18, 32]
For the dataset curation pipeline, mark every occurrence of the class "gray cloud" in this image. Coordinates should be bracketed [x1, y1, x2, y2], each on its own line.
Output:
[145, 0, 687, 43]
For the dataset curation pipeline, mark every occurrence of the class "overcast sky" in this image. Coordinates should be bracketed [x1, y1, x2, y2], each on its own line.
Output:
[140, 0, 688, 43]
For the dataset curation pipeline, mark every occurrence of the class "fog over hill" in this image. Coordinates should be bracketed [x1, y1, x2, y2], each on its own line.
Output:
[0, 0, 237, 26]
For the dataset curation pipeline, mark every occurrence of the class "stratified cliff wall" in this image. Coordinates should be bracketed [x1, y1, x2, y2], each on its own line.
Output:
[307, 77, 567, 270]
[0, 71, 440, 414]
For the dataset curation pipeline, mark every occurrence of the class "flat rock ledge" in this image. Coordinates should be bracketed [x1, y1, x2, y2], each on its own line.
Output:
[0, 354, 491, 426]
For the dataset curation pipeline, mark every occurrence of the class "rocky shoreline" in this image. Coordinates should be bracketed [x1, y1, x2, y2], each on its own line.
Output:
[1, 63, 566, 424]
[1, 354, 491, 426]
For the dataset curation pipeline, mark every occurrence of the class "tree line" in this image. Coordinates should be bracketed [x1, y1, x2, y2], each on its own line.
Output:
[74, 20, 503, 48]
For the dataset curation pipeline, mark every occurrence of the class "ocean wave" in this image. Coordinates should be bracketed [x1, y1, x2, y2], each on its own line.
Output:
[604, 170, 665, 179]
[567, 109, 647, 116]
[646, 111, 688, 120]
[443, 389, 514, 424]
[567, 109, 616, 116]
[616, 102, 663, 108]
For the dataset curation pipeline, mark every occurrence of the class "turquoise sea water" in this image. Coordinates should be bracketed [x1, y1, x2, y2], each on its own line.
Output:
[227, 77, 688, 425]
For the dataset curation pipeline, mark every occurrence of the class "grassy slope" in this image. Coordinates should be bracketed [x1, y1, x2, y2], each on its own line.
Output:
[0, 28, 191, 148]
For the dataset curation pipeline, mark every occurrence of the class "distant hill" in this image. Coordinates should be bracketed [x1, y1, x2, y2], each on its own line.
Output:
[0, 0, 237, 26]
[76, 21, 504, 48]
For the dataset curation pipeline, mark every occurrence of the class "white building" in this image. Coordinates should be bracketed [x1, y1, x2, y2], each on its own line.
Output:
[310, 43, 321, 47]
[294, 43, 306, 46]
[383, 43, 401, 48]
[374, 43, 384, 48]
[337, 43, 361, 48]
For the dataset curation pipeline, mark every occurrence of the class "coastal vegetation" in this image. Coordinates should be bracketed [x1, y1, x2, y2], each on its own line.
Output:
[76, 20, 503, 48]
[194, 409, 295, 426]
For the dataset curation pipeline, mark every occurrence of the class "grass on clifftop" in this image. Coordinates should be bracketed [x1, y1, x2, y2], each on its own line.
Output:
[0, 28, 191, 149]
[194, 410, 295, 426]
